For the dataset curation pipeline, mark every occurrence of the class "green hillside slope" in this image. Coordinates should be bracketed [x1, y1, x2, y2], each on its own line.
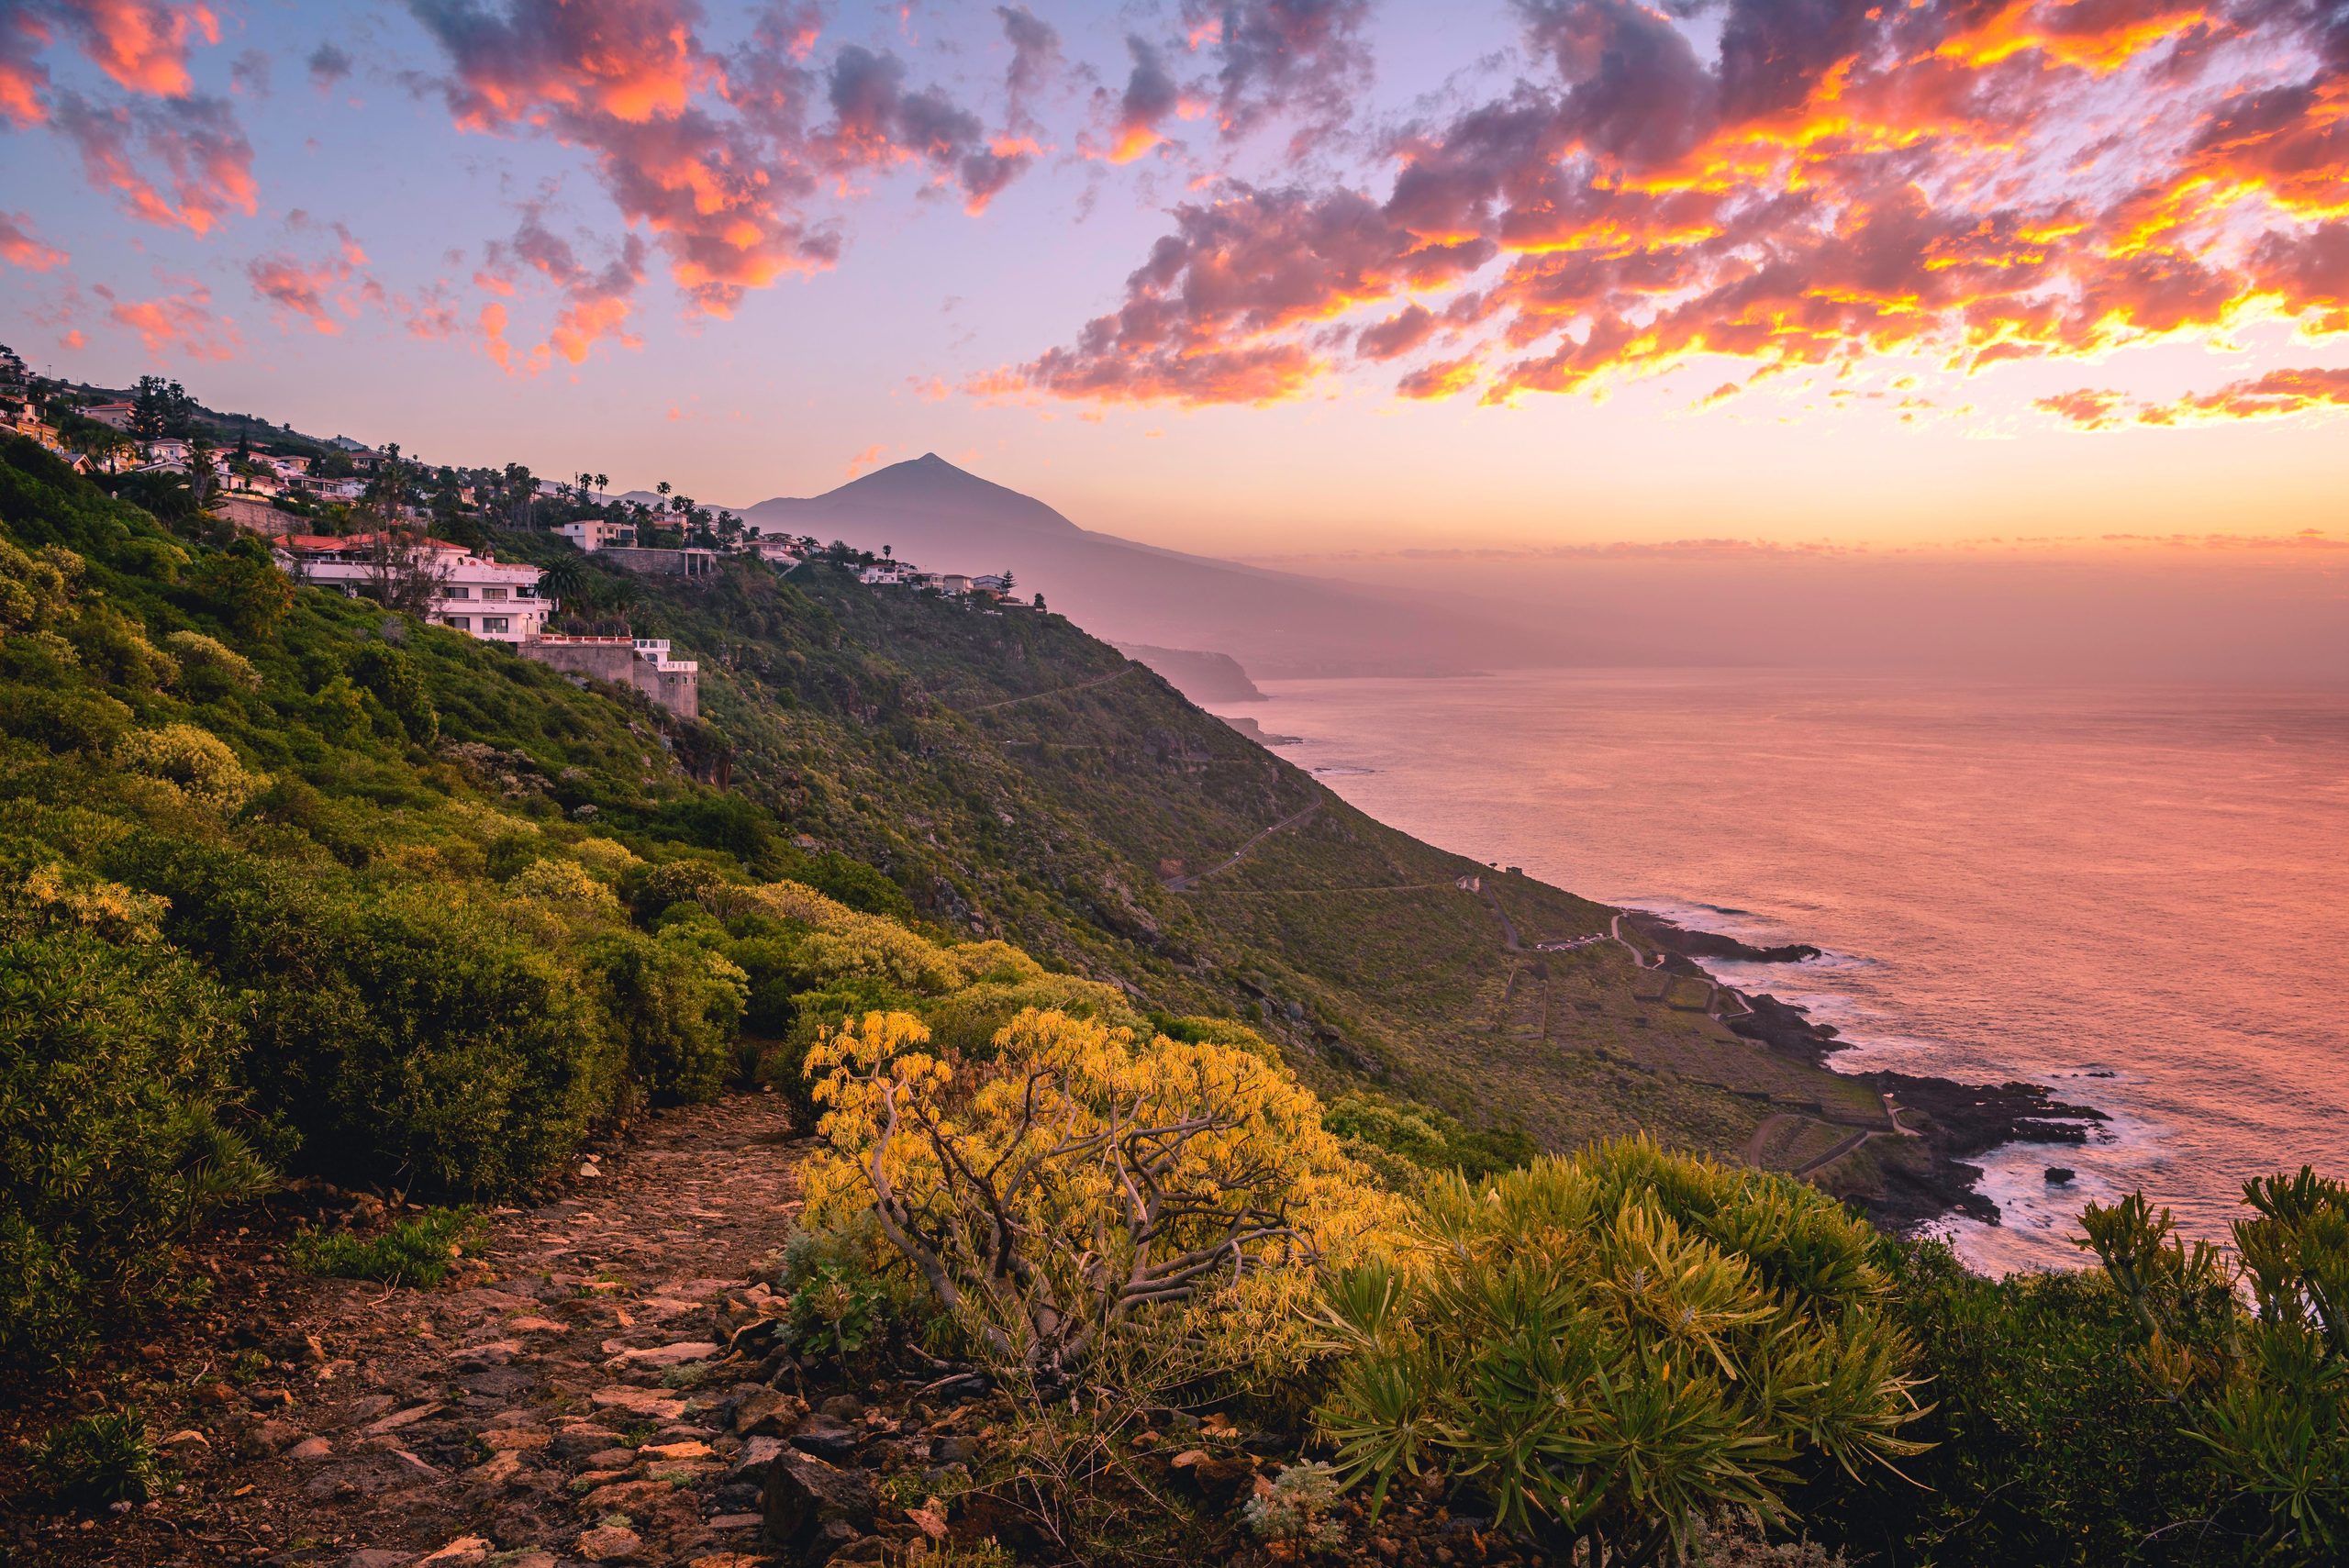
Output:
[495, 528, 1895, 1157]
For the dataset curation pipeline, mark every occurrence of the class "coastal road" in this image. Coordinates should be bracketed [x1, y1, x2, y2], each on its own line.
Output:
[961, 663, 1136, 714]
[1163, 794, 1324, 890]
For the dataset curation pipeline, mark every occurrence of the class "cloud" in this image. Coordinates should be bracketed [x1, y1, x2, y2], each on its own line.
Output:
[844, 441, 886, 477]
[816, 44, 1030, 213]
[51, 0, 217, 97]
[246, 222, 373, 334]
[1096, 34, 1183, 163]
[306, 39, 353, 92]
[94, 279, 238, 360]
[51, 88, 257, 234]
[1184, 0, 1374, 152]
[228, 45, 267, 96]
[996, 179, 1494, 404]
[996, 5, 1062, 132]
[2043, 366, 2349, 428]
[0, 209, 68, 269]
[407, 0, 1013, 315]
[1005, 0, 2349, 413]
[0, 6, 50, 128]
[475, 207, 648, 371]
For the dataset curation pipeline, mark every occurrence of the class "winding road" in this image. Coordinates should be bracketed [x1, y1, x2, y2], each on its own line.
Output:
[1163, 794, 1324, 890]
[961, 663, 1136, 714]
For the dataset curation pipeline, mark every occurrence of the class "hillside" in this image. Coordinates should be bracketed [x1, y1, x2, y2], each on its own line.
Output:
[6, 438, 2334, 1568]
[724, 454, 1574, 679]
[483, 525, 1929, 1198]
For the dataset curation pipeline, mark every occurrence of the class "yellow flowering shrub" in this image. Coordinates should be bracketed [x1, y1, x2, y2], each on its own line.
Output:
[509, 856, 623, 916]
[803, 1006, 1398, 1381]
[6, 862, 168, 943]
[161, 629, 260, 696]
[114, 724, 262, 814]
[709, 879, 964, 993]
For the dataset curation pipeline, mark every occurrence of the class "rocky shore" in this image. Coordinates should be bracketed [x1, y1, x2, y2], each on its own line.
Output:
[1661, 916, 2108, 1236]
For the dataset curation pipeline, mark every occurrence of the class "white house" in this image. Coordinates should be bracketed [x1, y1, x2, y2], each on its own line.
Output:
[558, 519, 636, 551]
[274, 534, 554, 644]
[84, 402, 136, 431]
[750, 538, 803, 568]
[857, 563, 910, 585]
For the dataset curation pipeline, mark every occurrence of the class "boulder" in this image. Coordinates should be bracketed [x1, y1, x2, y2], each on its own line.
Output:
[762, 1448, 876, 1562]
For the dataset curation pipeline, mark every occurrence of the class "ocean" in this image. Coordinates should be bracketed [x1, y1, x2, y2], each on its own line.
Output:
[1209, 671, 2349, 1274]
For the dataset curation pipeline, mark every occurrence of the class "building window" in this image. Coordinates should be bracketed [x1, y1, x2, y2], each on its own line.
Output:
[444, 584, 470, 599]
[445, 616, 471, 630]
[482, 616, 509, 634]
[483, 585, 508, 600]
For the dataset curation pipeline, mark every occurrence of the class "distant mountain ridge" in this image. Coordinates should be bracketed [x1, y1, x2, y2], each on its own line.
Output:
[678, 454, 1582, 680]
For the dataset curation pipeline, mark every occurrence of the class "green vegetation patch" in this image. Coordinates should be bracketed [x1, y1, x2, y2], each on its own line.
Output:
[292, 1207, 484, 1287]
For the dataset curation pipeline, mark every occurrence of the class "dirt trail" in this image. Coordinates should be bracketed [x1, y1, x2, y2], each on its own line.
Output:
[8, 1095, 810, 1568]
[961, 664, 1134, 714]
[1163, 794, 1323, 890]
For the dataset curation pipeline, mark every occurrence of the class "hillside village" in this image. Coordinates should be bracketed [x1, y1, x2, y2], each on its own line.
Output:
[0, 356, 1036, 722]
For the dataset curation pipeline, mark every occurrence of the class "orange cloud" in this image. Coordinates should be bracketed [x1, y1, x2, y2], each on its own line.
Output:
[52, 90, 256, 234]
[1008, 0, 2349, 415]
[0, 210, 68, 269]
[54, 0, 217, 96]
[410, 0, 1022, 317]
[246, 224, 375, 334]
[844, 441, 886, 477]
[2043, 366, 2349, 428]
[95, 280, 237, 360]
[0, 6, 50, 128]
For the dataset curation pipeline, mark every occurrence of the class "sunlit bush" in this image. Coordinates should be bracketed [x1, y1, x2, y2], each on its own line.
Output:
[114, 723, 261, 813]
[802, 1006, 1395, 1382]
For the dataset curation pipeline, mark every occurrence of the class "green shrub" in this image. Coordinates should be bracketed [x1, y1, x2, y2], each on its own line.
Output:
[162, 628, 259, 699]
[596, 931, 749, 1104]
[347, 641, 438, 745]
[774, 1218, 909, 1363]
[0, 930, 256, 1368]
[1315, 1139, 1925, 1565]
[33, 1409, 162, 1507]
[293, 1207, 483, 1287]
[1820, 1239, 2229, 1567]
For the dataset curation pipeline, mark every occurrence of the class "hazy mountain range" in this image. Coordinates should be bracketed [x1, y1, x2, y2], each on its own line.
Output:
[629, 455, 1575, 680]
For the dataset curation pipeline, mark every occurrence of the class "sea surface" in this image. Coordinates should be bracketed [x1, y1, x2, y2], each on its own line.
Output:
[1210, 671, 2349, 1274]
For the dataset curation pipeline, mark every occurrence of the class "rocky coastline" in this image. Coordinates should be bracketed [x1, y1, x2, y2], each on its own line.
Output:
[1652, 915, 2109, 1238]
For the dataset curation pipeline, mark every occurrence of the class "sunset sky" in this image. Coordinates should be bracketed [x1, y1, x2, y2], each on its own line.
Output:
[5, 0, 2347, 560]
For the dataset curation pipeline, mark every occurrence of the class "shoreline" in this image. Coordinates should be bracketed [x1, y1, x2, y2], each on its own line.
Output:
[1626, 910, 2110, 1238]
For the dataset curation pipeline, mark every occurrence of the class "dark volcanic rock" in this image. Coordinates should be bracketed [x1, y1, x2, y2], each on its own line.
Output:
[1625, 912, 1820, 964]
[1726, 993, 1842, 1065]
[1856, 1072, 2107, 1231]
[2045, 1166, 2076, 1184]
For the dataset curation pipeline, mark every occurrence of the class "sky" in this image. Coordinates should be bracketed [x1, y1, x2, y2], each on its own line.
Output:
[4, 0, 2348, 569]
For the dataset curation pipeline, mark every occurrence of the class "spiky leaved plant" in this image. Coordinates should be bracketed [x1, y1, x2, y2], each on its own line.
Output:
[1312, 1138, 1927, 1568]
[2080, 1167, 2349, 1563]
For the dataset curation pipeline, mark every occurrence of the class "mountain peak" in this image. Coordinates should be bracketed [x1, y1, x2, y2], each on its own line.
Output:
[768, 452, 1078, 533]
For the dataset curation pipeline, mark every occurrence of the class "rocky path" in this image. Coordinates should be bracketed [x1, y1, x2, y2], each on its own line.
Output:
[8, 1095, 813, 1568]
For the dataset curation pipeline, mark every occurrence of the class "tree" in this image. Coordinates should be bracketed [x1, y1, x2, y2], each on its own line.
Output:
[184, 431, 217, 512]
[128, 376, 173, 441]
[351, 521, 451, 618]
[999, 568, 1016, 592]
[0, 343, 28, 424]
[1315, 1140, 1927, 1568]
